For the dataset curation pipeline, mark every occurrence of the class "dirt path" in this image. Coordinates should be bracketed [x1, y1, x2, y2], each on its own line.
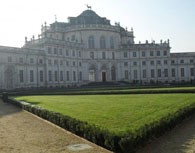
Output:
[137, 113, 195, 153]
[0, 100, 112, 153]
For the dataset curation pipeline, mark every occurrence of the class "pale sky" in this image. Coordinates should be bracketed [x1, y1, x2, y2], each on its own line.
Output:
[0, 0, 194, 52]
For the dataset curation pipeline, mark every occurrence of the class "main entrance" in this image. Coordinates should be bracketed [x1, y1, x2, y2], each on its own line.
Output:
[102, 72, 106, 82]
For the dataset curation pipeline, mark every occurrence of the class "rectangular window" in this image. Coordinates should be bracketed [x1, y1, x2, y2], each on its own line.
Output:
[55, 71, 58, 81]
[143, 69, 146, 78]
[72, 50, 75, 56]
[30, 70, 34, 82]
[157, 69, 161, 77]
[48, 71, 52, 81]
[19, 70, 24, 83]
[79, 71, 82, 81]
[60, 71, 63, 81]
[157, 51, 160, 56]
[66, 71, 70, 81]
[124, 52, 128, 58]
[133, 61, 137, 66]
[171, 60, 175, 64]
[150, 51, 154, 56]
[134, 70, 138, 79]
[190, 59, 194, 63]
[172, 69, 175, 77]
[133, 52, 137, 57]
[19, 57, 24, 63]
[163, 50, 167, 56]
[54, 60, 58, 65]
[79, 62, 82, 67]
[190, 68, 194, 76]
[90, 52, 94, 59]
[142, 51, 145, 57]
[142, 61, 146, 66]
[151, 69, 155, 78]
[124, 62, 128, 67]
[180, 59, 184, 64]
[73, 71, 76, 81]
[48, 59, 52, 65]
[8, 56, 12, 62]
[66, 61, 69, 66]
[79, 51, 81, 57]
[150, 61, 154, 65]
[60, 60, 63, 65]
[157, 60, 161, 65]
[124, 70, 128, 79]
[48, 47, 52, 54]
[39, 59, 43, 64]
[40, 70, 43, 82]
[73, 61, 76, 67]
[66, 50, 69, 56]
[112, 52, 115, 59]
[164, 60, 168, 65]
[30, 58, 34, 64]
[54, 48, 58, 54]
[181, 68, 185, 77]
[164, 69, 168, 77]
[102, 52, 106, 59]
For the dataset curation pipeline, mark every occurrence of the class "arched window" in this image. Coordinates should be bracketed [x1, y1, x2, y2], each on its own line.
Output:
[100, 36, 106, 49]
[88, 36, 95, 49]
[110, 37, 114, 49]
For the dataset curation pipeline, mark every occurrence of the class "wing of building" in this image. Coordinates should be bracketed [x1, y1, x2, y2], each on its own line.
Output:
[0, 9, 194, 90]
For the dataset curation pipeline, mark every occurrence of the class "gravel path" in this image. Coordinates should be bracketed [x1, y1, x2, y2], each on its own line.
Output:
[0, 100, 112, 153]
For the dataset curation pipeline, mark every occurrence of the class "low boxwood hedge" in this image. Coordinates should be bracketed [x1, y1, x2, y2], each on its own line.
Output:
[2, 93, 195, 153]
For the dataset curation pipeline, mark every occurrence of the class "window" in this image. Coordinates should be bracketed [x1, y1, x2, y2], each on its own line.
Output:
[55, 71, 58, 81]
[164, 60, 168, 65]
[124, 62, 128, 66]
[112, 52, 115, 59]
[48, 47, 52, 54]
[133, 52, 137, 57]
[54, 48, 58, 54]
[48, 71, 52, 81]
[171, 68, 175, 77]
[157, 51, 160, 56]
[39, 59, 43, 64]
[66, 50, 69, 56]
[142, 51, 145, 57]
[66, 71, 70, 81]
[124, 52, 128, 58]
[79, 62, 82, 67]
[19, 57, 24, 63]
[59, 49, 63, 55]
[73, 71, 76, 81]
[30, 70, 34, 82]
[60, 71, 63, 81]
[190, 59, 194, 63]
[100, 36, 106, 49]
[89, 52, 94, 59]
[150, 61, 154, 65]
[19, 70, 24, 83]
[60, 60, 63, 65]
[73, 61, 76, 66]
[190, 68, 194, 76]
[150, 51, 154, 56]
[163, 50, 167, 56]
[133, 61, 137, 66]
[79, 51, 81, 57]
[157, 60, 161, 65]
[124, 70, 128, 79]
[48, 59, 52, 65]
[88, 36, 95, 49]
[171, 60, 175, 64]
[110, 37, 114, 49]
[134, 70, 138, 79]
[180, 59, 184, 64]
[181, 68, 184, 77]
[102, 52, 106, 59]
[151, 69, 155, 78]
[142, 61, 146, 66]
[66, 61, 69, 66]
[40, 70, 43, 82]
[72, 50, 75, 57]
[8, 56, 12, 62]
[30, 58, 34, 64]
[143, 69, 146, 78]
[79, 71, 82, 81]
[54, 60, 58, 65]
[71, 35, 75, 41]
[164, 69, 168, 77]
[157, 69, 161, 77]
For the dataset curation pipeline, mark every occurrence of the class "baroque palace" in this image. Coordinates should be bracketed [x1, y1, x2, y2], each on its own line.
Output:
[0, 9, 195, 90]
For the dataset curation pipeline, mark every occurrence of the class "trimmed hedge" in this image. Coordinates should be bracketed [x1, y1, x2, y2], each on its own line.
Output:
[2, 94, 195, 153]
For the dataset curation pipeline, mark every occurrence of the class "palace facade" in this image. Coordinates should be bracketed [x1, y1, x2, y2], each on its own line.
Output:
[0, 9, 195, 90]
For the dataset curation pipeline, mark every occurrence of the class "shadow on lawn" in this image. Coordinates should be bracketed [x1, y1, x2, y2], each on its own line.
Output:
[137, 113, 195, 153]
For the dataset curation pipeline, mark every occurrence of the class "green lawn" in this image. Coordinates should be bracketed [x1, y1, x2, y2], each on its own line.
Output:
[15, 94, 195, 135]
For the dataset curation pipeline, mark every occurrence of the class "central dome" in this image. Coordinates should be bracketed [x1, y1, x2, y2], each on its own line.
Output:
[78, 10, 99, 17]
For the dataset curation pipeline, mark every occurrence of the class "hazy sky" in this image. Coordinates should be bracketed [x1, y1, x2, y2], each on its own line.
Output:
[0, 0, 194, 52]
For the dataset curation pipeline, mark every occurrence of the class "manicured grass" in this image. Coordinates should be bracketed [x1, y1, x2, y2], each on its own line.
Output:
[15, 94, 195, 135]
